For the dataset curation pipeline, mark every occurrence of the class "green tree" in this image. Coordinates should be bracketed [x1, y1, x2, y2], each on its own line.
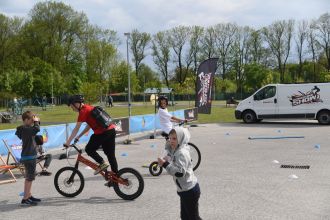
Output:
[244, 63, 279, 92]
[262, 20, 294, 82]
[109, 61, 139, 93]
[129, 29, 151, 77]
[169, 26, 191, 85]
[137, 64, 161, 92]
[80, 82, 100, 104]
[152, 31, 171, 87]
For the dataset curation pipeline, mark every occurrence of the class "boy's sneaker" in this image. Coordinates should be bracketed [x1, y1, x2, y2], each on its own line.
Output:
[21, 198, 37, 206]
[94, 162, 109, 175]
[29, 196, 41, 202]
[39, 170, 52, 176]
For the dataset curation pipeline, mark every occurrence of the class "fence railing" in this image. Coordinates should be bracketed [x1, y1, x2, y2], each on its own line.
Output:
[0, 108, 197, 155]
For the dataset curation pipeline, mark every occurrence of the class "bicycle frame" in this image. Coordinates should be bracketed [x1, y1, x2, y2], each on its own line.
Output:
[68, 144, 128, 186]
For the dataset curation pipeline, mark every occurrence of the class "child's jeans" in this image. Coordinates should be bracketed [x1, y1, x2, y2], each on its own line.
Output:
[177, 183, 202, 220]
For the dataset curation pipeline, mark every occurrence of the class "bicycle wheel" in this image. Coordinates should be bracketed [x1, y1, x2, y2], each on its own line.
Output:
[188, 143, 201, 171]
[148, 161, 163, 176]
[113, 167, 144, 200]
[54, 166, 85, 197]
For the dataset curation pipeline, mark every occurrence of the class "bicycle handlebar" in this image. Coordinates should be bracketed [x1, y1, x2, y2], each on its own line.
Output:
[63, 142, 82, 154]
[178, 119, 193, 126]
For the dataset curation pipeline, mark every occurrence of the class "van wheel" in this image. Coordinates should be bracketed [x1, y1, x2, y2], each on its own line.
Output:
[317, 111, 330, 125]
[242, 111, 256, 123]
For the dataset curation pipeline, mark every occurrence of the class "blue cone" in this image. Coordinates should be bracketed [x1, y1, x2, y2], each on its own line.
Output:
[121, 152, 128, 156]
[19, 192, 24, 197]
[150, 144, 157, 148]
[314, 144, 320, 149]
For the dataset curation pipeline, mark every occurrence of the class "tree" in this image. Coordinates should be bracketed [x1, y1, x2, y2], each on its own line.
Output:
[232, 26, 251, 93]
[129, 29, 151, 77]
[109, 61, 139, 93]
[200, 26, 216, 60]
[295, 20, 308, 80]
[10, 69, 34, 98]
[262, 19, 294, 82]
[307, 21, 321, 81]
[188, 26, 204, 74]
[136, 63, 161, 92]
[23, 1, 89, 74]
[152, 31, 171, 87]
[169, 26, 190, 85]
[244, 63, 278, 92]
[247, 29, 267, 65]
[314, 13, 330, 71]
[214, 23, 238, 80]
[0, 14, 23, 73]
[28, 58, 64, 97]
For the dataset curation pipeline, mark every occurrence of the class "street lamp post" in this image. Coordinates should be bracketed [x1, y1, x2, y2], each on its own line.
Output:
[124, 32, 132, 144]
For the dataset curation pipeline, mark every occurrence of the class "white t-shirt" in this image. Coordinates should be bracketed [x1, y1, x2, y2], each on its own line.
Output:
[158, 108, 173, 134]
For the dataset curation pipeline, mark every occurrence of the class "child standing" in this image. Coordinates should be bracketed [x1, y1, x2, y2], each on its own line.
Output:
[15, 111, 41, 206]
[158, 127, 202, 220]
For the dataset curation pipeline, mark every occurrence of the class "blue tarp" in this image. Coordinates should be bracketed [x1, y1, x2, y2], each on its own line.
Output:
[0, 109, 186, 155]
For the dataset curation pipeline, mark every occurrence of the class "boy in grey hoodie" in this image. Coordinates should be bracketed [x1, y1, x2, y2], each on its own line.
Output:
[15, 111, 41, 206]
[158, 127, 202, 220]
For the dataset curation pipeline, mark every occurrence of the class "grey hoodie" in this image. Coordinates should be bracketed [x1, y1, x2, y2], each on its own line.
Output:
[163, 127, 198, 192]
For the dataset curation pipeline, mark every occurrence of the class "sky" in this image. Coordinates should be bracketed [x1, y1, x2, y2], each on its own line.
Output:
[0, 0, 329, 63]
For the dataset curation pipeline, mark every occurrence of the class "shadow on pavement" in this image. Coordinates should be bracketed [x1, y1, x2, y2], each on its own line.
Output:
[0, 196, 128, 211]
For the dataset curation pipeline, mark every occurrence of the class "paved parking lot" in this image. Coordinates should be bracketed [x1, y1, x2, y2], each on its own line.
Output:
[1, 121, 330, 220]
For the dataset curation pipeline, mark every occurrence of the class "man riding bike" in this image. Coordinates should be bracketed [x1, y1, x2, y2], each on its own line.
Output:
[64, 95, 118, 177]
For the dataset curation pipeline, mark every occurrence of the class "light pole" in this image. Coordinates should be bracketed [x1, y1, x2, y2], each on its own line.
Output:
[51, 71, 54, 105]
[124, 32, 132, 144]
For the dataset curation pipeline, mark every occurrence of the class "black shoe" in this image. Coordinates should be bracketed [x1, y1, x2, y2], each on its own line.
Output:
[29, 196, 41, 202]
[21, 199, 37, 206]
[104, 181, 113, 188]
[39, 170, 52, 176]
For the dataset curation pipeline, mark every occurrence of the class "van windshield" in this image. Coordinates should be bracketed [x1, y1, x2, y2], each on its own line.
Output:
[254, 86, 276, 101]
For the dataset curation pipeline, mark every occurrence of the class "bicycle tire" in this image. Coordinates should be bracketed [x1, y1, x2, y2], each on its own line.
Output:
[113, 167, 144, 200]
[148, 161, 163, 176]
[188, 142, 201, 171]
[54, 166, 85, 197]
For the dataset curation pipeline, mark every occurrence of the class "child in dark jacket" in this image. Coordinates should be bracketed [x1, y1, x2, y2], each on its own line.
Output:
[15, 111, 41, 206]
[158, 127, 202, 220]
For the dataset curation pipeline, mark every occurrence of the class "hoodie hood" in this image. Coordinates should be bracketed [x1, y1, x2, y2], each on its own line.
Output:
[173, 127, 190, 147]
[164, 126, 191, 152]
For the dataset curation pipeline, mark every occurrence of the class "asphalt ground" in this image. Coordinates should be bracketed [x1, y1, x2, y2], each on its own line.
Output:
[1, 120, 330, 220]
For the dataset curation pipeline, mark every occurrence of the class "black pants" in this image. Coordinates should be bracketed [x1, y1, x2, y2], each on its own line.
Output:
[85, 128, 118, 173]
[177, 183, 202, 220]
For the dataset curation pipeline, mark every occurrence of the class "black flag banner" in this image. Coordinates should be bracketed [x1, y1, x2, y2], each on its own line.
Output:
[195, 58, 218, 114]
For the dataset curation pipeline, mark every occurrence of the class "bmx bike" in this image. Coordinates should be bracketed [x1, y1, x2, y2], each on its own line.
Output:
[54, 142, 144, 200]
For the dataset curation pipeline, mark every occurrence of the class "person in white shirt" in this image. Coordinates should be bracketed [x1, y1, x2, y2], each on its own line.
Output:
[157, 96, 187, 137]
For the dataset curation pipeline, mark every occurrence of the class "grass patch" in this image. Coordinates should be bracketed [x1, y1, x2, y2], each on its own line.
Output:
[0, 101, 238, 130]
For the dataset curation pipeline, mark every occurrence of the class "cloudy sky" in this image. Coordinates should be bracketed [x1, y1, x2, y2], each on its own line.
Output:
[1, 0, 328, 33]
[0, 0, 329, 62]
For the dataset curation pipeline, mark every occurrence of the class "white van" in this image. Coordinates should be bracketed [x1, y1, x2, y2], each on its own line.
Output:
[235, 83, 330, 124]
